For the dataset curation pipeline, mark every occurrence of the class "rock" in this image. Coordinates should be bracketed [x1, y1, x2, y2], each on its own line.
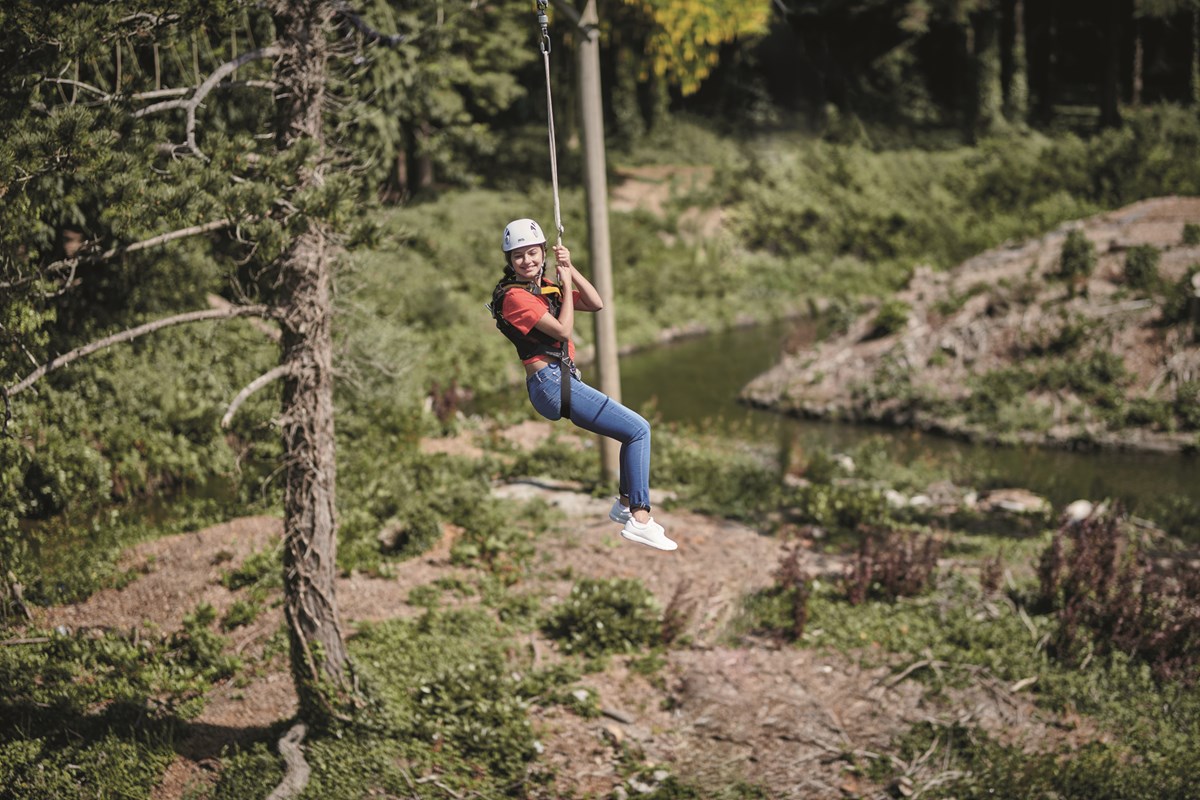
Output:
[1063, 499, 1095, 523]
[884, 489, 908, 508]
[980, 488, 1051, 515]
[908, 494, 932, 508]
[602, 723, 624, 746]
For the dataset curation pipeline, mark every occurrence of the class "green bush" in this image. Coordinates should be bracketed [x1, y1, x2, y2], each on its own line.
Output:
[1183, 222, 1200, 245]
[870, 298, 911, 338]
[1058, 229, 1096, 285]
[1160, 265, 1199, 326]
[1124, 244, 1161, 290]
[0, 614, 245, 799]
[542, 578, 663, 657]
[788, 482, 892, 533]
[220, 543, 281, 591]
[347, 609, 569, 785]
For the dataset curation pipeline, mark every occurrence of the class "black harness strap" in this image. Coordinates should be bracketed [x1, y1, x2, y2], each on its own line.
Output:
[490, 277, 575, 420]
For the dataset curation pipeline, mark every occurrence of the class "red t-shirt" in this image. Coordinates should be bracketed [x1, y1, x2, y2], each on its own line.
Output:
[501, 286, 580, 364]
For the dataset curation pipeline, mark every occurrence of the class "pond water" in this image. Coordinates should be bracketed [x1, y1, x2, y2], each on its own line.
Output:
[616, 319, 1199, 517]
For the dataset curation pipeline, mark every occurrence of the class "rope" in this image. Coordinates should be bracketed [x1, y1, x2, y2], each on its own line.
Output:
[537, 0, 564, 247]
[536, 0, 570, 419]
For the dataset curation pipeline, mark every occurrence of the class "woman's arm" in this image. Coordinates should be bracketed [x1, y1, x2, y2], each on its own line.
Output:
[553, 244, 603, 312]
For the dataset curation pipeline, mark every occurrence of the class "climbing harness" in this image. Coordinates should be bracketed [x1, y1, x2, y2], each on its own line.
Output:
[488, 276, 579, 384]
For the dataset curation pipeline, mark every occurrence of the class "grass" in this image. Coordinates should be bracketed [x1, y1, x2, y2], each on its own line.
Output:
[0, 607, 241, 800]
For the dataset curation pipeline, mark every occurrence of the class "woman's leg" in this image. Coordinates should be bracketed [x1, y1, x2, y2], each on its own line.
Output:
[526, 364, 651, 511]
[567, 381, 651, 513]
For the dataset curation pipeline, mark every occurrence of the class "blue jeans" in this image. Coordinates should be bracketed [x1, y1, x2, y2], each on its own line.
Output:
[526, 363, 652, 512]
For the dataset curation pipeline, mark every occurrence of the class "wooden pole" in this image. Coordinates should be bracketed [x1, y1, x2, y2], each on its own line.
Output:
[574, 0, 621, 483]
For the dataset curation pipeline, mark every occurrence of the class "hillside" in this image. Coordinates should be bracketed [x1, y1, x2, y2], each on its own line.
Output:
[741, 197, 1200, 452]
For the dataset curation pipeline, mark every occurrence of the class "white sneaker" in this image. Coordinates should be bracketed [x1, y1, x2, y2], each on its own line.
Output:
[620, 517, 677, 551]
[609, 499, 632, 524]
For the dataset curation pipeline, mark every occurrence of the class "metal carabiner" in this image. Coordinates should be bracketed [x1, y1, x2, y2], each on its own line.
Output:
[537, 0, 551, 53]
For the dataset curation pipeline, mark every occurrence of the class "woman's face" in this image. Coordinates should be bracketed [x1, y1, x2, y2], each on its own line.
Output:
[508, 244, 545, 281]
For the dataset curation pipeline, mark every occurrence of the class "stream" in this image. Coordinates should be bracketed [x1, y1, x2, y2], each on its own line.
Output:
[615, 319, 1198, 519]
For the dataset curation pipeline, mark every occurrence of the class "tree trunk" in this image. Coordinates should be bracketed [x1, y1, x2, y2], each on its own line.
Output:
[1036, 0, 1059, 124]
[271, 0, 356, 725]
[1192, 8, 1199, 106]
[612, 38, 645, 146]
[1100, 0, 1123, 128]
[414, 122, 434, 192]
[972, 6, 1005, 139]
[958, 20, 975, 140]
[1132, 11, 1144, 107]
[1004, 0, 1029, 123]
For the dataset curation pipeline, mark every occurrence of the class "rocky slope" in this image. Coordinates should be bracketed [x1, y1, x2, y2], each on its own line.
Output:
[741, 197, 1200, 452]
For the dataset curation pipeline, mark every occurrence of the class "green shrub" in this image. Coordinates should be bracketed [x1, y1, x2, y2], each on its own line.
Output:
[1058, 229, 1096, 285]
[542, 578, 662, 657]
[1183, 222, 1200, 245]
[788, 482, 892, 533]
[870, 298, 911, 338]
[0, 733, 175, 800]
[1037, 510, 1200, 684]
[1124, 244, 1161, 290]
[1176, 380, 1200, 429]
[220, 599, 261, 630]
[0, 614, 245, 799]
[220, 543, 281, 590]
[1160, 265, 1199, 327]
[348, 609, 562, 784]
[208, 742, 285, 800]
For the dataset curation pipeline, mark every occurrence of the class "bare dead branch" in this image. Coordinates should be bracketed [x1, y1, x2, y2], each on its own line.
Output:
[207, 293, 280, 341]
[134, 45, 282, 157]
[41, 77, 109, 98]
[265, 722, 311, 800]
[222, 364, 291, 429]
[5, 304, 272, 399]
[6, 219, 238, 293]
[334, 1, 408, 47]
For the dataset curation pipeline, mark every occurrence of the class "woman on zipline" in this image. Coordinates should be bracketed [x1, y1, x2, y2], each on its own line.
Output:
[491, 218, 676, 551]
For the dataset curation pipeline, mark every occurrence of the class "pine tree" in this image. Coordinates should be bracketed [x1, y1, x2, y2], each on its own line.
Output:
[0, 0, 425, 742]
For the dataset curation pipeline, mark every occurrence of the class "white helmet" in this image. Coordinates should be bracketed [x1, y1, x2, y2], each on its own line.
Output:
[501, 218, 547, 253]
